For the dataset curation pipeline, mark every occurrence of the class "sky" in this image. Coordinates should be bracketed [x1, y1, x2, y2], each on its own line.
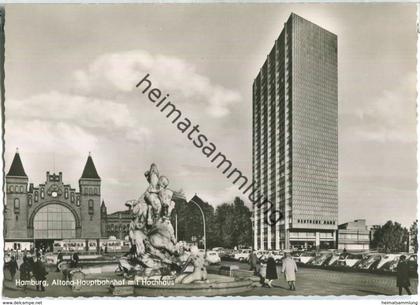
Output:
[3, 4, 417, 227]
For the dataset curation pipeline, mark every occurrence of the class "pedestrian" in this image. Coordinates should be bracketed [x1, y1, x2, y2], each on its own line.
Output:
[265, 253, 278, 288]
[32, 253, 48, 291]
[258, 260, 268, 287]
[282, 252, 298, 291]
[396, 255, 411, 295]
[249, 250, 258, 274]
[71, 252, 80, 268]
[19, 256, 32, 291]
[8, 256, 19, 282]
[56, 250, 63, 272]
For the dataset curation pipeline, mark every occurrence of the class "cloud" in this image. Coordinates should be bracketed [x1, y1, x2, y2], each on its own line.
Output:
[6, 91, 151, 144]
[73, 50, 241, 118]
[349, 73, 416, 143]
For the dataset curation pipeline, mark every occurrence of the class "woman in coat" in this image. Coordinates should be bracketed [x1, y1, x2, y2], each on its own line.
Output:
[32, 255, 48, 291]
[281, 252, 298, 291]
[396, 255, 411, 295]
[8, 256, 19, 282]
[19, 256, 32, 291]
[265, 253, 278, 288]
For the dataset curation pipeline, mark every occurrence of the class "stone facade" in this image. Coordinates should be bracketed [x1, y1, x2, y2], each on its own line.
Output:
[4, 152, 104, 242]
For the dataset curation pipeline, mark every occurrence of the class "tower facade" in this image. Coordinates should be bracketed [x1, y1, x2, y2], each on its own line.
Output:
[79, 155, 102, 238]
[253, 13, 338, 250]
[5, 152, 29, 239]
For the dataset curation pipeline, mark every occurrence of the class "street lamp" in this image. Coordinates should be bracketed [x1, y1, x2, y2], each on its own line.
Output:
[189, 197, 207, 253]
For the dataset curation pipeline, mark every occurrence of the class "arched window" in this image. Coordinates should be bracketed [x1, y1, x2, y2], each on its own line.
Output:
[33, 204, 76, 239]
[9, 185, 14, 193]
[14, 198, 20, 210]
[88, 199, 94, 215]
[28, 196, 32, 207]
[76, 196, 80, 206]
[20, 186, 24, 193]
[40, 188, 44, 199]
[64, 188, 69, 199]
[34, 191, 39, 202]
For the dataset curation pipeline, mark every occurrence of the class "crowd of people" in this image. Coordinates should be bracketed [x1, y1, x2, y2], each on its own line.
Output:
[249, 250, 298, 290]
[248, 249, 413, 295]
[4, 247, 81, 293]
[4, 249, 48, 291]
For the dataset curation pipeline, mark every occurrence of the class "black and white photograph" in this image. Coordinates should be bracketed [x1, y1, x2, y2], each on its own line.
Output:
[0, 3, 418, 303]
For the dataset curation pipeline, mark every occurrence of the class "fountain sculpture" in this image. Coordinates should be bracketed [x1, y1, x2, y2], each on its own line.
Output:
[119, 163, 207, 284]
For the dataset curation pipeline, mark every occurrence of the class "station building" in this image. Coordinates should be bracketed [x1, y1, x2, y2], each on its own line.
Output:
[4, 151, 105, 250]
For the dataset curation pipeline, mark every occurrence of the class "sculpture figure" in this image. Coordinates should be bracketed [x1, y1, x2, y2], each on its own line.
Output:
[120, 163, 207, 284]
[175, 246, 208, 284]
[125, 198, 148, 256]
[144, 163, 162, 224]
[158, 176, 175, 217]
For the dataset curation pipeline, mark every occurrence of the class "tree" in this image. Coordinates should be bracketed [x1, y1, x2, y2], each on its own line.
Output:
[410, 220, 418, 252]
[171, 195, 217, 249]
[232, 197, 252, 248]
[214, 203, 235, 248]
[171, 195, 252, 250]
[214, 197, 252, 249]
[371, 221, 409, 253]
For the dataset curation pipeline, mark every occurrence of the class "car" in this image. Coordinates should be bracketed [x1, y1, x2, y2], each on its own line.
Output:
[407, 254, 418, 274]
[296, 251, 316, 264]
[334, 253, 364, 268]
[376, 253, 402, 270]
[309, 252, 334, 266]
[233, 249, 252, 262]
[355, 253, 383, 270]
[205, 251, 221, 265]
[377, 253, 411, 272]
[259, 250, 284, 263]
[212, 247, 230, 259]
[325, 252, 341, 266]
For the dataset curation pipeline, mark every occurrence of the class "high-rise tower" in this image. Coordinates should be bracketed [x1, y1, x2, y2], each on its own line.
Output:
[253, 13, 338, 250]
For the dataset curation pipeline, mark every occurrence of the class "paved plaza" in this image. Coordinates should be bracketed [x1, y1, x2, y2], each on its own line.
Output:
[3, 260, 417, 297]
[229, 263, 418, 296]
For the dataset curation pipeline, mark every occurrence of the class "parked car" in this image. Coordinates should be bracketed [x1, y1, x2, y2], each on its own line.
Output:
[407, 254, 418, 274]
[355, 253, 383, 270]
[259, 250, 283, 263]
[211, 247, 228, 258]
[205, 251, 221, 265]
[376, 253, 402, 270]
[334, 253, 364, 268]
[309, 252, 334, 266]
[296, 251, 316, 264]
[233, 249, 251, 262]
[323, 252, 340, 266]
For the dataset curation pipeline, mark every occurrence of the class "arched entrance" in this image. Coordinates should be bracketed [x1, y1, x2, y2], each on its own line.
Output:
[33, 204, 77, 239]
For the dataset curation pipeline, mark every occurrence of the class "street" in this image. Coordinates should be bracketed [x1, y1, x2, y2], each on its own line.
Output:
[220, 261, 418, 296]
[3, 259, 417, 297]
